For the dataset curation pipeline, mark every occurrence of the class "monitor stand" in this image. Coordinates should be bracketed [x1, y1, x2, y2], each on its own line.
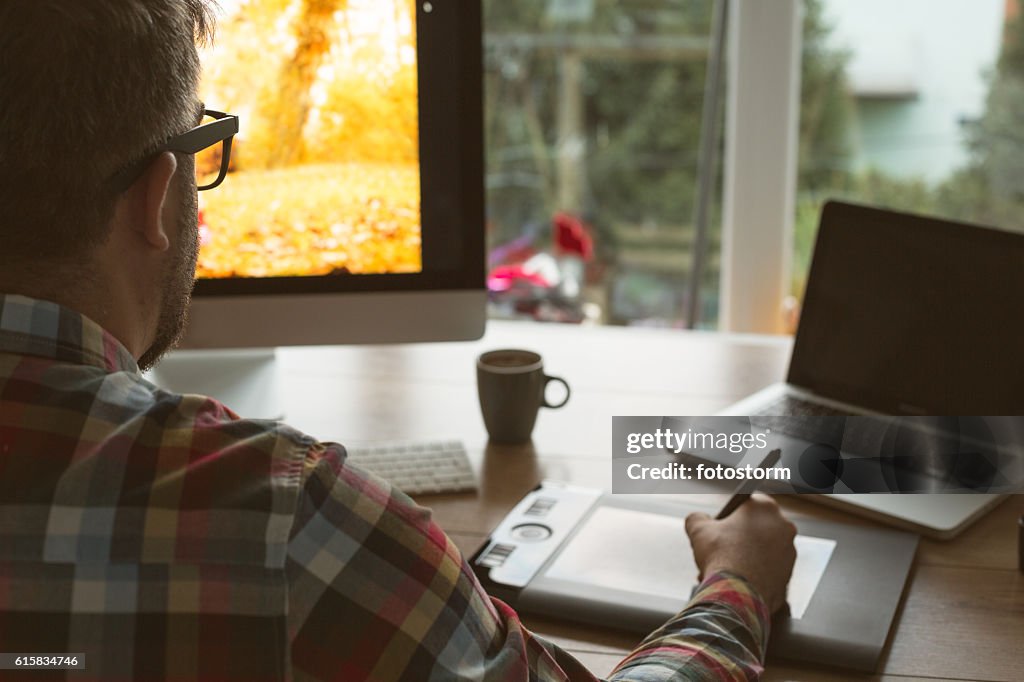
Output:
[144, 348, 283, 421]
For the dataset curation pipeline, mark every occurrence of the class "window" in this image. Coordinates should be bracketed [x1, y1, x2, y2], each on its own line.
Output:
[483, 0, 726, 328]
[794, 0, 1021, 304]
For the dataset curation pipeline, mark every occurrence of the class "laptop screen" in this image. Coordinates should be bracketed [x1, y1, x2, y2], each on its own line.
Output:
[789, 201, 1024, 414]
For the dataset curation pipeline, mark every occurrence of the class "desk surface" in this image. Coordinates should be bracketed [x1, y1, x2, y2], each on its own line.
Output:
[275, 320, 1023, 682]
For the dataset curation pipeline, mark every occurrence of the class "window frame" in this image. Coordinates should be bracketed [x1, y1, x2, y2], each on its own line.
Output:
[719, 0, 802, 334]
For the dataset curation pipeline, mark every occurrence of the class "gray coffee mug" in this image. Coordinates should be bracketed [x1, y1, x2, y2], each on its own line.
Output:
[477, 349, 570, 444]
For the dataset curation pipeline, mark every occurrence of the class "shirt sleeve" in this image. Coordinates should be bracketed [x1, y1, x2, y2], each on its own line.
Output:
[286, 443, 768, 682]
[606, 573, 770, 682]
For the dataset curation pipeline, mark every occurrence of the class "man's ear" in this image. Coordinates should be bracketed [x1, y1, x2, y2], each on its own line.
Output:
[135, 151, 179, 252]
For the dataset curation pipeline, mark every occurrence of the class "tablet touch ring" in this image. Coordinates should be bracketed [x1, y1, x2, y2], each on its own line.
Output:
[511, 524, 552, 542]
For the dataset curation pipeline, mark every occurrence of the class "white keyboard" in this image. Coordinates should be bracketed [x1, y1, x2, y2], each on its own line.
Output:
[344, 439, 477, 495]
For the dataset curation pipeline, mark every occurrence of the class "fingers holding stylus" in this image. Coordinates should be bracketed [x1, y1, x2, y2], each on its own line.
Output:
[685, 494, 797, 614]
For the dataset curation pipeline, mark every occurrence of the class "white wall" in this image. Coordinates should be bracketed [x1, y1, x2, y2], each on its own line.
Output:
[824, 0, 1005, 183]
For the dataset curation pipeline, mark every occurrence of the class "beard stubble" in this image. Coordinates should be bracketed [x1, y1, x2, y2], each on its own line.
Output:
[137, 173, 199, 371]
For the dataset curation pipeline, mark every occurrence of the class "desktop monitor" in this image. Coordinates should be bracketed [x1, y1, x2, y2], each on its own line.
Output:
[151, 0, 485, 416]
[181, 0, 485, 349]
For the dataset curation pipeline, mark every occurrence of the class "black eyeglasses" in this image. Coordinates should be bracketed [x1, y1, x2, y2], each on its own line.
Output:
[108, 109, 239, 193]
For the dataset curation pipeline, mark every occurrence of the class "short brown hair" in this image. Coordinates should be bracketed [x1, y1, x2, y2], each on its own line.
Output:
[0, 0, 216, 264]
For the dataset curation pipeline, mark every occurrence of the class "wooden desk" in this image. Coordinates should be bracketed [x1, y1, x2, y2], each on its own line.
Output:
[276, 320, 1023, 681]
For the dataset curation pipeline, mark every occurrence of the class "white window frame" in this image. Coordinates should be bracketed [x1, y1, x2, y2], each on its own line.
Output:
[719, 0, 803, 334]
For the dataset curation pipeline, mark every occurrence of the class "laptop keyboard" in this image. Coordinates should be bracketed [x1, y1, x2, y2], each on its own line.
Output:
[751, 396, 904, 465]
[752, 395, 854, 417]
[750, 395, 854, 445]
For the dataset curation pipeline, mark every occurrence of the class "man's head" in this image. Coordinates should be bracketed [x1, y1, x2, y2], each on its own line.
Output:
[0, 0, 216, 369]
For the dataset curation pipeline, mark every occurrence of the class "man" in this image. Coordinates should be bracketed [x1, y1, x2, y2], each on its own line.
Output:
[0, 1, 797, 680]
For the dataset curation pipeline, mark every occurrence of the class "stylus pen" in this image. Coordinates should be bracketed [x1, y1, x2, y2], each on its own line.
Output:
[1018, 514, 1023, 574]
[715, 449, 783, 520]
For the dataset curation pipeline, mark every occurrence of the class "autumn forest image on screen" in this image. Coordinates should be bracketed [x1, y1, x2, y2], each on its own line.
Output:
[195, 0, 421, 279]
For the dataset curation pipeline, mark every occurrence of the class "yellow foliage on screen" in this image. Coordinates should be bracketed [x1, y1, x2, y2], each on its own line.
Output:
[195, 0, 421, 278]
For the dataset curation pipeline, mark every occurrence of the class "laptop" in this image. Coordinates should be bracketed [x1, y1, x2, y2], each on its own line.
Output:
[719, 201, 1024, 539]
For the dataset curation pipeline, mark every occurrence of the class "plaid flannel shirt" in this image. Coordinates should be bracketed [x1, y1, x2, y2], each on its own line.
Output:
[0, 294, 770, 681]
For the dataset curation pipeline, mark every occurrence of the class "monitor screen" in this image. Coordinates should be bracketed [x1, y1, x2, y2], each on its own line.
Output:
[178, 0, 485, 349]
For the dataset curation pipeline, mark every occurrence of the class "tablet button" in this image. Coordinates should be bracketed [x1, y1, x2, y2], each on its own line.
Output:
[478, 542, 516, 567]
[511, 524, 552, 542]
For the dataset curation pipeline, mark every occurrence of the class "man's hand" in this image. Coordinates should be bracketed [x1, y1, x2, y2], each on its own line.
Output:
[685, 495, 797, 614]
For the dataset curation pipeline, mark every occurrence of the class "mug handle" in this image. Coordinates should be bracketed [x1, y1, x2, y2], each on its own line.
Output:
[542, 375, 571, 409]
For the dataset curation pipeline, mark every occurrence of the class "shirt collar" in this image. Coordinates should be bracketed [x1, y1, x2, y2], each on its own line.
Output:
[0, 294, 139, 374]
